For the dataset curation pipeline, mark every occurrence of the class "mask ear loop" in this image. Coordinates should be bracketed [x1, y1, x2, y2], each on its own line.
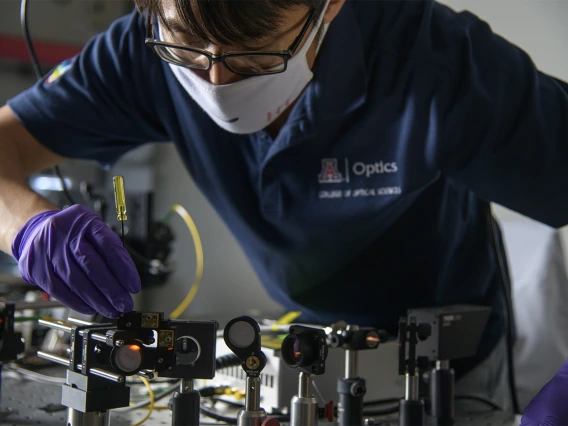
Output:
[312, 0, 332, 56]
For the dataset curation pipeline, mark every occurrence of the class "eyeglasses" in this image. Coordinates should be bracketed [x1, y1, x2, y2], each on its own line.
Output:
[145, 8, 317, 76]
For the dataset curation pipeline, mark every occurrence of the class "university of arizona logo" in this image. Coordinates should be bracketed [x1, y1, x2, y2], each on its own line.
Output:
[318, 158, 343, 184]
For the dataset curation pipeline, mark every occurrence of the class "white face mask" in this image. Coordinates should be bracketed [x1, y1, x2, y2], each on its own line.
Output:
[166, 1, 330, 134]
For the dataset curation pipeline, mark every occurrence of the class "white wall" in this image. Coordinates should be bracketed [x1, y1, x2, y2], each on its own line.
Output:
[438, 0, 568, 80]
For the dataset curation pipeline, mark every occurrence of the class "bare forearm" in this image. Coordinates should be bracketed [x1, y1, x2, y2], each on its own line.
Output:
[0, 175, 58, 254]
[0, 106, 64, 254]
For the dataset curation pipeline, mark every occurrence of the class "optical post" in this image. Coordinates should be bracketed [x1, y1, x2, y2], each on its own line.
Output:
[281, 325, 332, 426]
[398, 317, 432, 426]
[329, 322, 389, 426]
[224, 316, 282, 426]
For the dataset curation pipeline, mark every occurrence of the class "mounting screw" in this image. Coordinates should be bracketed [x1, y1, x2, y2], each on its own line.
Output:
[158, 358, 164, 363]
[246, 356, 260, 370]
[115, 340, 124, 347]
[351, 383, 366, 397]
[168, 366, 173, 371]
[125, 322, 132, 328]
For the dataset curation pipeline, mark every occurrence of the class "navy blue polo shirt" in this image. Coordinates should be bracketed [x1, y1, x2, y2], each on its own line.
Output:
[8, 1, 568, 377]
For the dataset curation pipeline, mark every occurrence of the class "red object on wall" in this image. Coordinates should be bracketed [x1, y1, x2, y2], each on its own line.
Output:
[0, 34, 83, 66]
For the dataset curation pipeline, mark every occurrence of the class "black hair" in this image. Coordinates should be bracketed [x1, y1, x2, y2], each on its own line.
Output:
[136, 0, 326, 46]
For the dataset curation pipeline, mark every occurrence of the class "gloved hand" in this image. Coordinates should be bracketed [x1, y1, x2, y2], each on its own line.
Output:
[12, 205, 141, 318]
[520, 359, 568, 426]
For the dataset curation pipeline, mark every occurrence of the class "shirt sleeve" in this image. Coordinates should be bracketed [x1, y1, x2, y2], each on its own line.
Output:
[430, 5, 568, 228]
[6, 10, 168, 167]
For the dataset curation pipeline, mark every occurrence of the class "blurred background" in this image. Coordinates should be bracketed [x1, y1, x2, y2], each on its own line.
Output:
[0, 0, 567, 410]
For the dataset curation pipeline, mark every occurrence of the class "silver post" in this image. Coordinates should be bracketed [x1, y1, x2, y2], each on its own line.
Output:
[180, 378, 193, 393]
[436, 360, 450, 370]
[405, 372, 419, 401]
[90, 333, 108, 344]
[37, 351, 71, 367]
[291, 373, 318, 426]
[237, 375, 267, 426]
[345, 350, 358, 379]
[89, 368, 124, 383]
[298, 372, 312, 399]
[67, 318, 94, 326]
[245, 376, 261, 411]
[67, 408, 110, 426]
[38, 320, 73, 333]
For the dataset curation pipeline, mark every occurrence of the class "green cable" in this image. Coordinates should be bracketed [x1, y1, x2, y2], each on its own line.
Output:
[15, 316, 42, 322]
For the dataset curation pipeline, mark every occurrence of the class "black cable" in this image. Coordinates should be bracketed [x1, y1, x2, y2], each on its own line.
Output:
[215, 354, 242, 370]
[364, 405, 400, 416]
[488, 206, 521, 414]
[364, 398, 401, 406]
[20, 0, 76, 207]
[203, 397, 402, 422]
[455, 394, 502, 411]
[53, 164, 77, 206]
[359, 395, 500, 418]
[20, 0, 42, 80]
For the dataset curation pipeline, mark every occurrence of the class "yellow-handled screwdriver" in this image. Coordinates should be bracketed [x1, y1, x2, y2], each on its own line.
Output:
[113, 176, 127, 245]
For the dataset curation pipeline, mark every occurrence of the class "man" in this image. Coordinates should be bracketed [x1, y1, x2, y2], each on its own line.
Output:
[0, 0, 567, 421]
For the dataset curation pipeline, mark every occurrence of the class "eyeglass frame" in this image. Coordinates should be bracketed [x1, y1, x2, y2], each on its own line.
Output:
[144, 7, 318, 76]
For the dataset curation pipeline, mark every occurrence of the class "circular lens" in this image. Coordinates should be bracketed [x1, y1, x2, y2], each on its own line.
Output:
[227, 321, 256, 349]
[176, 336, 201, 366]
[365, 331, 380, 349]
[113, 344, 143, 373]
[281, 335, 303, 367]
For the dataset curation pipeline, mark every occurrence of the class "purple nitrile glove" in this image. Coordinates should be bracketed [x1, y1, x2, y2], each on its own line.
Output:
[12, 205, 141, 318]
[520, 359, 568, 426]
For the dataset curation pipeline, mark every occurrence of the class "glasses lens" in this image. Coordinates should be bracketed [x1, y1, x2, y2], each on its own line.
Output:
[153, 45, 210, 70]
[225, 55, 286, 75]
